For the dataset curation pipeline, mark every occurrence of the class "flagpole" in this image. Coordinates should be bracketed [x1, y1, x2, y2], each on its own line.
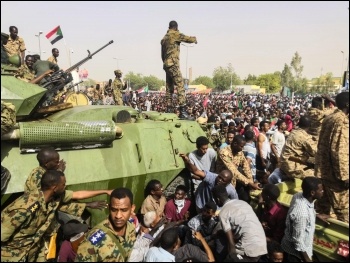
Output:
[63, 38, 71, 67]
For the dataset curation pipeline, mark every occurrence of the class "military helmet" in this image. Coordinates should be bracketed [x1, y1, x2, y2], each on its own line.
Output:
[114, 69, 122, 75]
[8, 54, 21, 67]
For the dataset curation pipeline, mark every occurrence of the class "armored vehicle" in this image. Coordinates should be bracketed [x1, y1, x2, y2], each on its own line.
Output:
[1, 39, 205, 227]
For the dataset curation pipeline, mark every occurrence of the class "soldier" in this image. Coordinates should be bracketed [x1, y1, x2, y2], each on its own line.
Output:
[75, 187, 137, 262]
[1, 170, 74, 262]
[315, 92, 349, 223]
[216, 135, 260, 203]
[14, 54, 35, 82]
[161, 20, 197, 119]
[279, 116, 316, 180]
[3, 26, 26, 65]
[306, 95, 336, 151]
[112, 69, 126, 105]
[47, 48, 59, 64]
[23, 147, 111, 261]
[31, 54, 60, 85]
[1, 100, 16, 194]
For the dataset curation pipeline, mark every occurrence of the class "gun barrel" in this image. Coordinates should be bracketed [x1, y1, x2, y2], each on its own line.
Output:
[65, 40, 114, 73]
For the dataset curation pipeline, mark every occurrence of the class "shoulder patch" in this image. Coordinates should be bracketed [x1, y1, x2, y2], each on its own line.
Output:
[27, 201, 40, 213]
[89, 229, 106, 245]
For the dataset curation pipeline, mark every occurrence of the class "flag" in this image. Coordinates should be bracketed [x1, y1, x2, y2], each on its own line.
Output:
[46, 26, 63, 45]
[144, 85, 149, 93]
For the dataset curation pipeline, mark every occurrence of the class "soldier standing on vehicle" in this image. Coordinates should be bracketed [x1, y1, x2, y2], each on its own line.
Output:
[161, 20, 197, 119]
[315, 92, 349, 223]
[112, 69, 125, 105]
[14, 54, 35, 82]
[3, 26, 26, 65]
[75, 187, 137, 262]
[47, 48, 59, 64]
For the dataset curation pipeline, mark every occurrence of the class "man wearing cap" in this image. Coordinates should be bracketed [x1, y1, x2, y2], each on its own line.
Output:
[112, 69, 125, 105]
[75, 187, 137, 262]
[161, 20, 197, 119]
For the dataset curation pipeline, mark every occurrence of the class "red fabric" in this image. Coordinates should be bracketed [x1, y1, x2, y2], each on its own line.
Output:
[164, 199, 191, 222]
[285, 114, 293, 132]
[261, 202, 288, 243]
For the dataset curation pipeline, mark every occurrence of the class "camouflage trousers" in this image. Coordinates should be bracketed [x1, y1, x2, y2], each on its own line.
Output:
[280, 161, 314, 179]
[316, 186, 349, 223]
[164, 65, 185, 106]
[113, 88, 123, 105]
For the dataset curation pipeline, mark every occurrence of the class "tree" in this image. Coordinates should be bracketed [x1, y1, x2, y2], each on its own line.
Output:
[191, 76, 214, 88]
[281, 63, 293, 88]
[143, 75, 164, 91]
[243, 74, 258, 85]
[81, 78, 96, 87]
[212, 63, 241, 91]
[255, 73, 281, 93]
[290, 52, 306, 93]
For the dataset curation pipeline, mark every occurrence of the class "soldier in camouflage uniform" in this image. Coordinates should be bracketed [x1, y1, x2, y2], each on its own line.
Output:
[315, 92, 349, 223]
[1, 100, 16, 136]
[1, 101, 16, 194]
[3, 26, 26, 65]
[75, 188, 136, 262]
[216, 135, 260, 202]
[306, 96, 335, 150]
[161, 20, 197, 118]
[112, 70, 124, 105]
[14, 54, 35, 82]
[279, 116, 317, 180]
[1, 170, 72, 262]
[24, 148, 111, 261]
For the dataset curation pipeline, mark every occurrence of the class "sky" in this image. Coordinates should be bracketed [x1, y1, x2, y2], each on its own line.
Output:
[1, 1, 349, 83]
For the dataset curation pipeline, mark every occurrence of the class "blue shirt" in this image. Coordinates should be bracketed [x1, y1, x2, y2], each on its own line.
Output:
[144, 246, 175, 262]
[195, 170, 239, 209]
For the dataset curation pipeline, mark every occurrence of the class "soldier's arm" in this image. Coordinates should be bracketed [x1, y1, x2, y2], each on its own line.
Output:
[302, 136, 317, 157]
[1, 208, 29, 242]
[218, 151, 251, 185]
[71, 189, 112, 200]
[178, 32, 197, 44]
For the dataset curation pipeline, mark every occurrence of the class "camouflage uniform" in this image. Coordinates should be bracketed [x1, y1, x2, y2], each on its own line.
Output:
[161, 29, 196, 106]
[75, 219, 136, 262]
[24, 166, 86, 215]
[216, 145, 253, 187]
[306, 107, 335, 150]
[112, 73, 123, 105]
[315, 109, 349, 223]
[1, 190, 73, 262]
[47, 55, 58, 64]
[14, 63, 35, 82]
[279, 128, 317, 179]
[1, 100, 16, 136]
[3, 35, 26, 57]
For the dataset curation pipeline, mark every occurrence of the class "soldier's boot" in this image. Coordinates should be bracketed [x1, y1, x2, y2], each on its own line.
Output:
[178, 105, 195, 121]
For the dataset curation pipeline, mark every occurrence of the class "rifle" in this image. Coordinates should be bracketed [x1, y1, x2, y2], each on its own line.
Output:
[38, 40, 114, 107]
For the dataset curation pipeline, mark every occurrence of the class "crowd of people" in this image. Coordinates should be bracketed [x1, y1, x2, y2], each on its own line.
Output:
[1, 23, 349, 262]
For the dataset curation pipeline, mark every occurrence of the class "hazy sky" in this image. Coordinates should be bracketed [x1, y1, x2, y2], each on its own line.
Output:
[1, 1, 349, 82]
